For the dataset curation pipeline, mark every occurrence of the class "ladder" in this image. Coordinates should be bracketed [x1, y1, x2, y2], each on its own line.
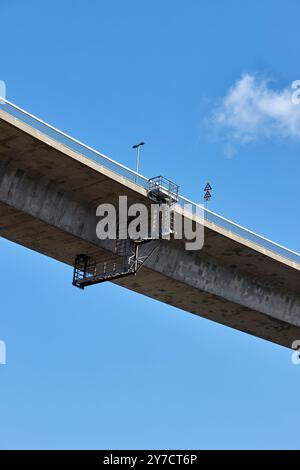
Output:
[72, 175, 179, 289]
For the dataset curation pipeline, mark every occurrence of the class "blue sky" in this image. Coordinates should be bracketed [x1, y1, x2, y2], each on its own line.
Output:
[0, 0, 300, 449]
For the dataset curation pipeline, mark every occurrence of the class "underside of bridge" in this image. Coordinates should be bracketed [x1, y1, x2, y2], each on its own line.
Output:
[0, 108, 300, 348]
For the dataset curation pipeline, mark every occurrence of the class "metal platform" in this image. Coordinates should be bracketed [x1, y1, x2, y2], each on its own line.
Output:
[147, 176, 179, 205]
[72, 238, 154, 289]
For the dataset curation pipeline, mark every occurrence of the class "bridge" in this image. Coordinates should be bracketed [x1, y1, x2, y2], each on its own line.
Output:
[0, 97, 299, 348]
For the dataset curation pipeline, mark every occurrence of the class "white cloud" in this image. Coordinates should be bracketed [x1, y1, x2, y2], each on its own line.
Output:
[212, 74, 300, 150]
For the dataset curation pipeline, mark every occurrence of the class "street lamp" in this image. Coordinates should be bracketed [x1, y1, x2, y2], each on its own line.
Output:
[132, 142, 144, 182]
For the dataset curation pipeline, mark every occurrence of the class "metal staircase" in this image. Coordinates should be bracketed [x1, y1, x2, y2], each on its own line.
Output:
[72, 175, 179, 289]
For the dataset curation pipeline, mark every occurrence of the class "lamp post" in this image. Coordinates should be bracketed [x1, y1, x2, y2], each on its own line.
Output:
[132, 142, 144, 182]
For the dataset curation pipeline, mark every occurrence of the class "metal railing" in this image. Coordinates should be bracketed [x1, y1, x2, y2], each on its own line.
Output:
[0, 96, 299, 265]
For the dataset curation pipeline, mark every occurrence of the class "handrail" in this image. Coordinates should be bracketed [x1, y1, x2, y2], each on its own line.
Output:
[0, 96, 299, 264]
[0, 97, 148, 182]
[179, 194, 300, 258]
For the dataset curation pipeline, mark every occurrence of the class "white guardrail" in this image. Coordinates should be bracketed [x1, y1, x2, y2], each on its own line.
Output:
[0, 96, 299, 265]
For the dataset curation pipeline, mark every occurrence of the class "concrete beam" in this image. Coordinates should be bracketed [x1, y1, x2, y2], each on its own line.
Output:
[0, 109, 300, 348]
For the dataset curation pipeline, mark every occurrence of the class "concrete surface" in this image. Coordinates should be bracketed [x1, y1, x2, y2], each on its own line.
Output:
[0, 108, 300, 348]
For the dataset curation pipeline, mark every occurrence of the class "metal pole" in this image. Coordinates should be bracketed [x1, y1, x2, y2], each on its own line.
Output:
[133, 142, 144, 183]
[135, 146, 140, 183]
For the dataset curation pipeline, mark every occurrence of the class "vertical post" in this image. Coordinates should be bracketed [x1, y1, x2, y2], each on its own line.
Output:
[203, 183, 212, 220]
[132, 142, 145, 183]
[136, 145, 140, 183]
[134, 244, 139, 274]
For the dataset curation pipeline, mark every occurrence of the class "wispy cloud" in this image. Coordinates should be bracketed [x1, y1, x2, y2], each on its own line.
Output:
[211, 74, 300, 154]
